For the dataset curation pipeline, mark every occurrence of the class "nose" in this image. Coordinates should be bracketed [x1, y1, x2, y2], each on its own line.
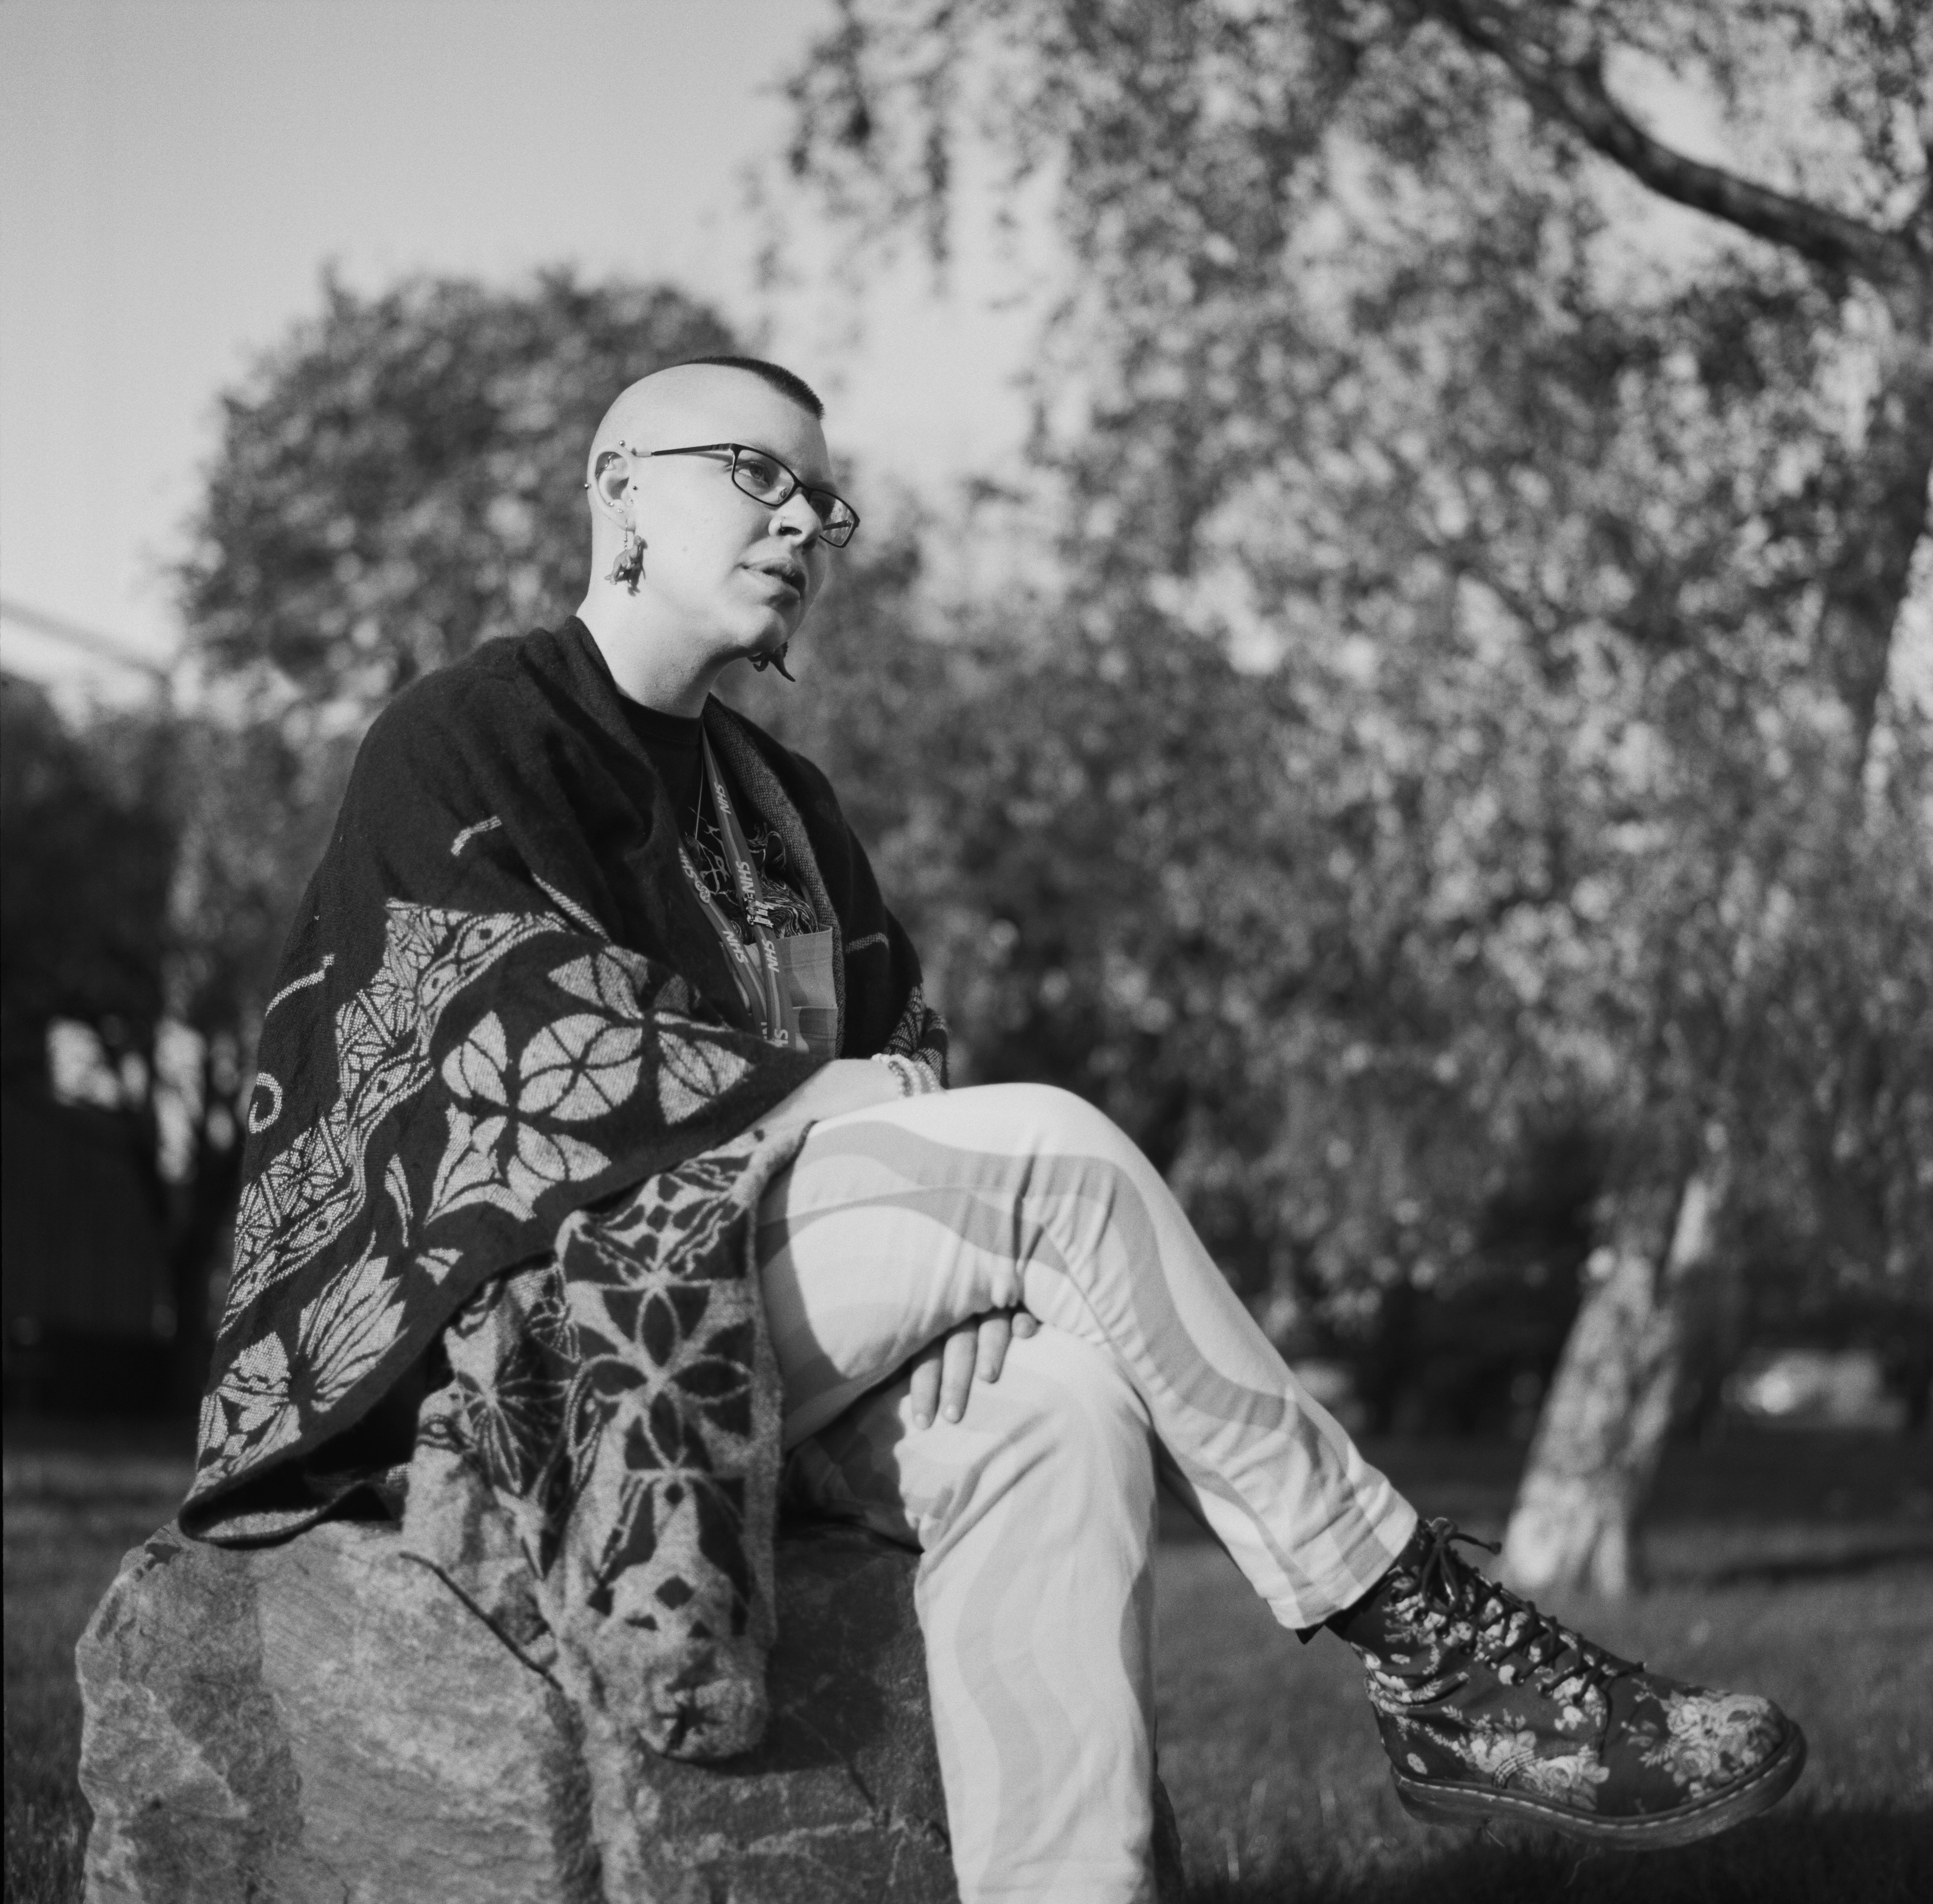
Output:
[770, 487, 824, 546]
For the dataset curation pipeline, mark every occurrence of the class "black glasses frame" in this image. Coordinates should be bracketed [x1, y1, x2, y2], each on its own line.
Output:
[644, 442, 860, 547]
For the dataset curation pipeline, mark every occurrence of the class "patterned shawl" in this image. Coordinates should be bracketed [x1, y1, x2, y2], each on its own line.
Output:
[182, 618, 944, 1758]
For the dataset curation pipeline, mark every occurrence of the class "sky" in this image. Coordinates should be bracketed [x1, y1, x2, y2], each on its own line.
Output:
[4, 2, 1926, 713]
[0, 0, 1038, 698]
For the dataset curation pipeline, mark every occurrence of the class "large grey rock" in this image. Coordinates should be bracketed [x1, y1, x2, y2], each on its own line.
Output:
[77, 1519, 1184, 1903]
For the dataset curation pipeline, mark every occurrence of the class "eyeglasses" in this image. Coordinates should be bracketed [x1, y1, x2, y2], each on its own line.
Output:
[644, 442, 861, 547]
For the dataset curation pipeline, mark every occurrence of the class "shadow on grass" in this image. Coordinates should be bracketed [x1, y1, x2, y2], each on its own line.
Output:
[1183, 1802, 1933, 1904]
[1695, 1538, 1933, 1588]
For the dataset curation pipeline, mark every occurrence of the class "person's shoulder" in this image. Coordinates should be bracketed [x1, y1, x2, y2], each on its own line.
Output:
[360, 628, 562, 764]
[374, 630, 545, 730]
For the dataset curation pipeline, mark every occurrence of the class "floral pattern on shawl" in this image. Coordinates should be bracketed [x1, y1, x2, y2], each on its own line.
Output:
[402, 1124, 795, 1760]
[191, 913, 784, 1522]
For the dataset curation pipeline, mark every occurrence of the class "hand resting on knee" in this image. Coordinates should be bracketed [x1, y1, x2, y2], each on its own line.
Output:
[907, 1308, 1040, 1427]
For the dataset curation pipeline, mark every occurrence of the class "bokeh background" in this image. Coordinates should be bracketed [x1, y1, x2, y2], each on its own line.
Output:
[5, 3, 1930, 1900]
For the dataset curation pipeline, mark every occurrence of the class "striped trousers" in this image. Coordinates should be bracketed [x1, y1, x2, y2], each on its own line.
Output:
[755, 1084, 1416, 1904]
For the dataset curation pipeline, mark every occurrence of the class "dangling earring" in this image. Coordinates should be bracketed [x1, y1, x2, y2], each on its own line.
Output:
[750, 642, 795, 682]
[608, 524, 644, 592]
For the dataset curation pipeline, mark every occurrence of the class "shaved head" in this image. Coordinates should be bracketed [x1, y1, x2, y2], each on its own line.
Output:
[586, 361, 829, 486]
[682, 354, 823, 416]
[574, 357, 840, 712]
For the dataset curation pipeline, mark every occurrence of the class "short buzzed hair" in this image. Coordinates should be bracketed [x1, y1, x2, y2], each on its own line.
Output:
[675, 354, 824, 419]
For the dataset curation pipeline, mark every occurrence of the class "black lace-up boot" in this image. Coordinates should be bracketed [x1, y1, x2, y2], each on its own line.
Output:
[1330, 1518, 1806, 1848]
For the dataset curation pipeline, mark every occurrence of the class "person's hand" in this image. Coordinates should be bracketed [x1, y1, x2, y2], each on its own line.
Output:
[761, 1057, 904, 1137]
[908, 1309, 1041, 1427]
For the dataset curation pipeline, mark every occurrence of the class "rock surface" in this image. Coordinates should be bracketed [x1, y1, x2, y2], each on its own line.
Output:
[77, 1518, 1185, 1903]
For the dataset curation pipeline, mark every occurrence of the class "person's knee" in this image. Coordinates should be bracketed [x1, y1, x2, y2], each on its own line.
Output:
[973, 1081, 1129, 1157]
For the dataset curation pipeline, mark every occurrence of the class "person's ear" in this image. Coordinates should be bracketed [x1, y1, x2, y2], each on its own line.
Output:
[590, 448, 632, 518]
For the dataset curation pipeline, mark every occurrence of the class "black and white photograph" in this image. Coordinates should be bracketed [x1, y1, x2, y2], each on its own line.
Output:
[3, 3, 1929, 1900]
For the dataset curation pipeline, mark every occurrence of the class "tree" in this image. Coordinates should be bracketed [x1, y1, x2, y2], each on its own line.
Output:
[777, 0, 1932, 1588]
[0, 677, 258, 1398]
[1, 677, 174, 1094]
[180, 271, 740, 710]
[1413, 0, 1933, 1593]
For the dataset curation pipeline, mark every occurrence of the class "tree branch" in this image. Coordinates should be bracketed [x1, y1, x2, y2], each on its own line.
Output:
[1419, 0, 1914, 290]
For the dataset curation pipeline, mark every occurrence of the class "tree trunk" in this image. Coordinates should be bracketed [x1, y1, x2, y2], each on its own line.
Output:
[1501, 1164, 1721, 1595]
[1467, 14, 1933, 1572]
[1803, 278, 1933, 784]
[1505, 298, 1931, 1594]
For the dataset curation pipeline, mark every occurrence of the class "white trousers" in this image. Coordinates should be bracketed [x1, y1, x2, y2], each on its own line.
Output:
[755, 1084, 1416, 1904]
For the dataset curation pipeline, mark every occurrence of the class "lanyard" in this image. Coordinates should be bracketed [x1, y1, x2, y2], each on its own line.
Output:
[676, 733, 809, 1052]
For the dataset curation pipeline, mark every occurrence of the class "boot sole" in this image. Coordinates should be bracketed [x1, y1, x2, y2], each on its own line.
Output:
[1392, 1723, 1807, 1850]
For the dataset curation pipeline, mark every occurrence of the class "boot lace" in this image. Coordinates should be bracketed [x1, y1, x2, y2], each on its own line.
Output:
[1409, 1518, 1630, 1702]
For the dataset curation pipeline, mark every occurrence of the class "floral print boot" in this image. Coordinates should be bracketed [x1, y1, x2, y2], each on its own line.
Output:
[1333, 1518, 1806, 1848]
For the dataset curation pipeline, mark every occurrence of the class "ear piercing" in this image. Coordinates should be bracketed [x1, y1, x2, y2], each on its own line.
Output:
[608, 524, 644, 591]
[588, 442, 637, 492]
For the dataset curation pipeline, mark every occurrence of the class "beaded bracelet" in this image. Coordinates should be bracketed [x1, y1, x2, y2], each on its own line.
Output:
[870, 1052, 921, 1098]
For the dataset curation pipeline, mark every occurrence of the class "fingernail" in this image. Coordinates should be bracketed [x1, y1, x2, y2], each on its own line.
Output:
[944, 1404, 961, 1422]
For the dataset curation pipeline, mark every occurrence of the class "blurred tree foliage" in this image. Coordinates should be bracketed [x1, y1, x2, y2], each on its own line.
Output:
[180, 271, 738, 709]
[0, 675, 348, 1394]
[777, 0, 1933, 1586]
[1, 676, 173, 1093]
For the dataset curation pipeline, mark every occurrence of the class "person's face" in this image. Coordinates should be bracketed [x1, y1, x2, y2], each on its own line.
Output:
[614, 374, 835, 658]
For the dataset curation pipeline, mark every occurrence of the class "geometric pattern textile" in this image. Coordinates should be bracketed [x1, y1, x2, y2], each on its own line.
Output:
[404, 1126, 797, 1760]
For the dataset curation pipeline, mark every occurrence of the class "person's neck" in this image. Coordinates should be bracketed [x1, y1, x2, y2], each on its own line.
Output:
[575, 588, 724, 718]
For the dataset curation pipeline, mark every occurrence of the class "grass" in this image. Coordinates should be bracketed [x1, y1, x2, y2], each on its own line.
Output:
[1153, 1432, 1933, 1902]
[5, 1422, 1931, 1902]
[4, 1426, 195, 1904]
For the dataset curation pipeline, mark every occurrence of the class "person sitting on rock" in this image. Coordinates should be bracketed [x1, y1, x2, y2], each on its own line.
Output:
[185, 356, 1806, 1903]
